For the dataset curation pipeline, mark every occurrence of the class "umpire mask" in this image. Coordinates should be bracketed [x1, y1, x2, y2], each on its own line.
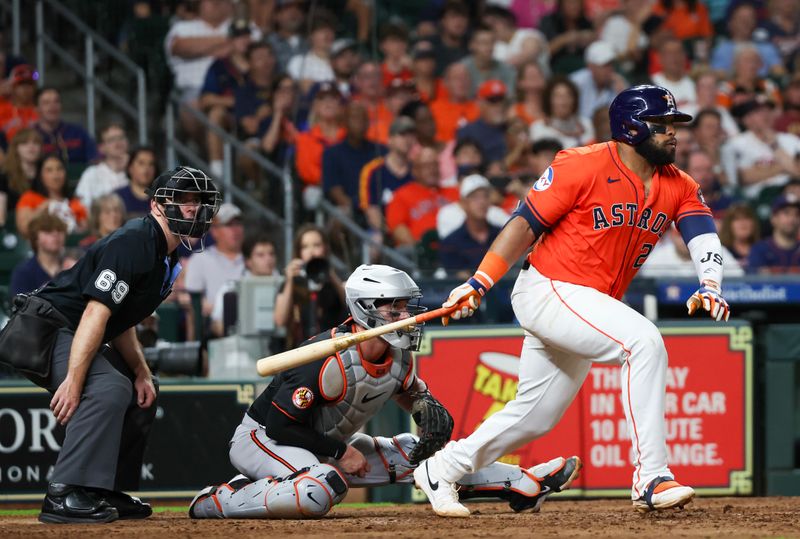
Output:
[149, 166, 222, 242]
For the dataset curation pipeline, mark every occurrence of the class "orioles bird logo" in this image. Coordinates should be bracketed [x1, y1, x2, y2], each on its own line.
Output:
[292, 387, 315, 409]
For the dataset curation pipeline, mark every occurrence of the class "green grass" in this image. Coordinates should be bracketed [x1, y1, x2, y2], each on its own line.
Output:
[0, 502, 397, 517]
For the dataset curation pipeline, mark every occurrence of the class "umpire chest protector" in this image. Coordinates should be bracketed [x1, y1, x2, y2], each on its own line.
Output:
[314, 332, 414, 441]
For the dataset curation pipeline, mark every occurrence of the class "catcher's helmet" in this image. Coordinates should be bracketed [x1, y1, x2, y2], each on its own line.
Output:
[609, 85, 692, 145]
[345, 264, 426, 350]
[148, 166, 221, 239]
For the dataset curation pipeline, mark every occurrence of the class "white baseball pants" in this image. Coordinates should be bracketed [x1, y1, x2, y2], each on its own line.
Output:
[433, 266, 672, 499]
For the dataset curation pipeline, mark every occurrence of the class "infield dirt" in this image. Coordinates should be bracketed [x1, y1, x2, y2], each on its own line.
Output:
[1, 497, 798, 538]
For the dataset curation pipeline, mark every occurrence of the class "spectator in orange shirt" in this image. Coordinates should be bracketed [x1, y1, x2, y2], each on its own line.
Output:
[653, 0, 713, 42]
[430, 63, 479, 143]
[380, 23, 412, 89]
[410, 39, 446, 104]
[385, 145, 458, 247]
[294, 82, 345, 199]
[16, 154, 87, 238]
[0, 64, 39, 142]
[353, 61, 392, 144]
[510, 61, 546, 127]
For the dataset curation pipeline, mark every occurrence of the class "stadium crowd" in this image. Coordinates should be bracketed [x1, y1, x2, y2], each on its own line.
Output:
[1, 0, 800, 349]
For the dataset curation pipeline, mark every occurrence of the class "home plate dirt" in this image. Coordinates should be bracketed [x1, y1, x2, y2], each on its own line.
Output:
[1, 497, 798, 538]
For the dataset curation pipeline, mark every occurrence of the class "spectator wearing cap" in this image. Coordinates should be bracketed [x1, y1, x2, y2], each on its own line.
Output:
[386, 146, 458, 247]
[438, 174, 502, 278]
[650, 38, 697, 109]
[294, 81, 345, 192]
[75, 122, 130, 209]
[165, 0, 260, 139]
[456, 80, 509, 164]
[377, 78, 418, 143]
[430, 1, 471, 76]
[322, 101, 385, 215]
[569, 41, 627, 120]
[183, 202, 246, 316]
[34, 87, 98, 165]
[380, 23, 413, 89]
[721, 97, 800, 201]
[484, 5, 549, 73]
[352, 61, 393, 145]
[9, 211, 66, 297]
[330, 38, 360, 98]
[410, 39, 446, 104]
[287, 12, 336, 94]
[461, 25, 517, 98]
[747, 194, 800, 273]
[267, 0, 308, 72]
[258, 75, 300, 167]
[710, 3, 784, 78]
[430, 63, 478, 143]
[530, 76, 594, 150]
[775, 75, 800, 136]
[359, 116, 415, 233]
[0, 64, 39, 140]
[234, 42, 278, 140]
[437, 172, 509, 240]
[199, 19, 252, 179]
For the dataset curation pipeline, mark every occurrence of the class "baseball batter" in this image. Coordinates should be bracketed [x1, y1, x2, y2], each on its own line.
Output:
[189, 265, 581, 519]
[414, 85, 731, 517]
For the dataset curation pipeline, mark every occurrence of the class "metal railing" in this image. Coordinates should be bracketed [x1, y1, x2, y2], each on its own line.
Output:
[165, 96, 417, 270]
[33, 0, 147, 144]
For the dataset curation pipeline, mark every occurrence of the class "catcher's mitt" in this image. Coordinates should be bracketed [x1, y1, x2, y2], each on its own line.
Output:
[408, 391, 454, 465]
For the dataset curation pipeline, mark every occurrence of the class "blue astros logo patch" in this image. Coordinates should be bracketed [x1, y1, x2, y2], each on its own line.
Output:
[533, 166, 554, 191]
[292, 387, 315, 409]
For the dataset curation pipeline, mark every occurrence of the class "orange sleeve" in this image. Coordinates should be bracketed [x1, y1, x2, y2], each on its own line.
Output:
[385, 187, 409, 232]
[16, 191, 45, 211]
[294, 132, 322, 186]
[675, 172, 713, 223]
[522, 152, 583, 233]
[70, 198, 88, 224]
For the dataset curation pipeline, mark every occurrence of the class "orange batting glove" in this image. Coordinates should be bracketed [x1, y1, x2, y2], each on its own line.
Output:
[686, 280, 730, 322]
[441, 279, 485, 326]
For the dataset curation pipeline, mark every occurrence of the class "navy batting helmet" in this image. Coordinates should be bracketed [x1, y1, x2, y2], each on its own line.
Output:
[609, 85, 692, 145]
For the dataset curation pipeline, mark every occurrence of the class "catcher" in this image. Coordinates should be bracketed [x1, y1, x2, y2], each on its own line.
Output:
[190, 264, 581, 519]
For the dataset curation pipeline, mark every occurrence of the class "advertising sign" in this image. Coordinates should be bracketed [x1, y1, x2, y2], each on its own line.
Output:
[416, 323, 753, 496]
[0, 382, 255, 501]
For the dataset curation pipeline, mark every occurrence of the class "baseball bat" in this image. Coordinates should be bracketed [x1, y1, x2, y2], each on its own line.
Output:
[256, 305, 457, 377]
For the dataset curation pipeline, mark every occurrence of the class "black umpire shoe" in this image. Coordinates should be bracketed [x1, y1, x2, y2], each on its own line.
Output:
[39, 483, 119, 524]
[91, 489, 153, 519]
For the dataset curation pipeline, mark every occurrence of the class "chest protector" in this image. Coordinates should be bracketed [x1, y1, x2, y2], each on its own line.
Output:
[313, 333, 414, 442]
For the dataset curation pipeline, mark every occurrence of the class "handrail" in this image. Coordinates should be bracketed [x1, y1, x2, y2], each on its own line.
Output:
[34, 0, 148, 144]
[317, 199, 417, 270]
[167, 95, 419, 272]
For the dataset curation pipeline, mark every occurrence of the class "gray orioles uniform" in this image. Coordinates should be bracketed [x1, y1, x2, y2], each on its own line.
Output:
[191, 320, 548, 519]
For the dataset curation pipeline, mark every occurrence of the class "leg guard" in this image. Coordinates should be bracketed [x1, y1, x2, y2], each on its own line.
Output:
[345, 432, 418, 487]
[458, 456, 582, 513]
[189, 464, 348, 519]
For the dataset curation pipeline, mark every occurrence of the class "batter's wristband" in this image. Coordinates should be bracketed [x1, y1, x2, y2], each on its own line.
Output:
[473, 252, 510, 292]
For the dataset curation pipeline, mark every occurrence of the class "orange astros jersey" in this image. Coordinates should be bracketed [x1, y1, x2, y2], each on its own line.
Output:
[520, 142, 713, 299]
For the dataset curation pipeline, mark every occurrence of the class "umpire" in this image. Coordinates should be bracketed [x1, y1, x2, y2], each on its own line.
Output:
[0, 166, 220, 523]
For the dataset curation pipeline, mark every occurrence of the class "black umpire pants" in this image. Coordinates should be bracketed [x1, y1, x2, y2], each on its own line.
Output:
[44, 328, 159, 491]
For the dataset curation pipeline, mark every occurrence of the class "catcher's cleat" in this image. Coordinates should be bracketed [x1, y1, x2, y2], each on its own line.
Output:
[413, 459, 470, 518]
[508, 456, 582, 513]
[633, 476, 695, 513]
[189, 484, 223, 519]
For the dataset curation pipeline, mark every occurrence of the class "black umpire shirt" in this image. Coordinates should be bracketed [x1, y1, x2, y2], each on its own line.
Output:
[37, 215, 182, 343]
